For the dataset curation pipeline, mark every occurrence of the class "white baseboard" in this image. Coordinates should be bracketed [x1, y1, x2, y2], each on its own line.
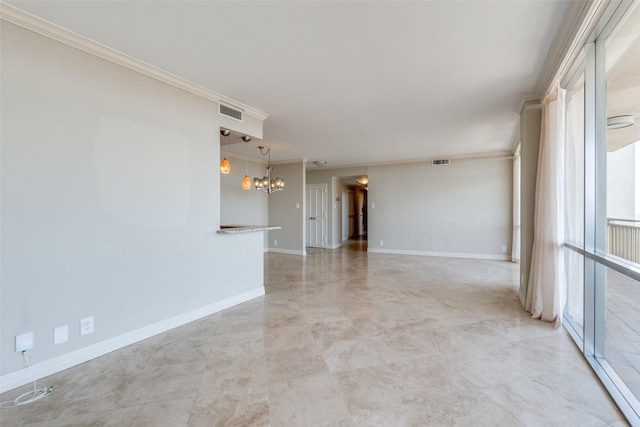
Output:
[0, 287, 264, 394]
[327, 242, 344, 249]
[367, 248, 510, 261]
[267, 248, 306, 256]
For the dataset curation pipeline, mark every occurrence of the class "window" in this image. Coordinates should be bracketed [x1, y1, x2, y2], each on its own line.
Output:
[563, 2, 640, 423]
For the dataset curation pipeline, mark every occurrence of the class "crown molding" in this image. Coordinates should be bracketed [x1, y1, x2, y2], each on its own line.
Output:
[0, 2, 269, 122]
[270, 158, 307, 166]
[306, 151, 514, 171]
[534, 0, 597, 99]
[521, 99, 542, 113]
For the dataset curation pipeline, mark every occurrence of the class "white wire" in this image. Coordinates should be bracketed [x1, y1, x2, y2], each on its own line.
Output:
[0, 351, 53, 409]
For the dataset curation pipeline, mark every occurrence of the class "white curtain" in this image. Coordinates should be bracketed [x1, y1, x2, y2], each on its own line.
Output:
[512, 145, 521, 262]
[525, 88, 567, 328]
[564, 83, 585, 326]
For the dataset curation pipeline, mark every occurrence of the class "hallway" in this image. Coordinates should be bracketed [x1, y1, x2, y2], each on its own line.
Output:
[0, 246, 625, 426]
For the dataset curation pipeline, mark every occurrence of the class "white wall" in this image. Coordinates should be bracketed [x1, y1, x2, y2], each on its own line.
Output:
[268, 161, 306, 254]
[220, 154, 269, 247]
[607, 143, 636, 220]
[331, 177, 344, 247]
[367, 158, 512, 258]
[519, 101, 542, 304]
[1, 22, 264, 381]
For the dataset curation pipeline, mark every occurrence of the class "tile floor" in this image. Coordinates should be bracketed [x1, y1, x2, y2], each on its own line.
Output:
[0, 241, 629, 426]
[606, 269, 640, 401]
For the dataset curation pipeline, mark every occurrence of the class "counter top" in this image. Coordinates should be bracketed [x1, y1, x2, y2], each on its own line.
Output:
[217, 225, 282, 234]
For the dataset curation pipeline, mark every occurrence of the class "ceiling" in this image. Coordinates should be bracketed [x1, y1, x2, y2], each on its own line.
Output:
[606, 3, 640, 152]
[8, 0, 581, 167]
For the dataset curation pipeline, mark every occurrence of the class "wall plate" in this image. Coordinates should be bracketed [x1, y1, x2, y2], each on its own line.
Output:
[16, 332, 34, 352]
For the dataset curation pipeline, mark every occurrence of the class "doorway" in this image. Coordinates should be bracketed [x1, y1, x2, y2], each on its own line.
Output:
[345, 186, 367, 241]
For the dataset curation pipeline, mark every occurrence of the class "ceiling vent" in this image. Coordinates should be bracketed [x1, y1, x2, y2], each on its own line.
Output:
[219, 103, 243, 122]
[431, 159, 451, 166]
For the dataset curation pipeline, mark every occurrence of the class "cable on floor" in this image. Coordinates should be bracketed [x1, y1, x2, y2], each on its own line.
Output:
[0, 350, 53, 409]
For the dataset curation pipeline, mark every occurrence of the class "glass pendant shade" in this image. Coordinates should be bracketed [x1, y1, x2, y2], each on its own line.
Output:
[241, 174, 251, 190]
[220, 158, 231, 174]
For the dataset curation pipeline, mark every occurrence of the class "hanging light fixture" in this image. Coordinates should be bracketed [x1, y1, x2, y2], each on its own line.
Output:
[241, 174, 252, 189]
[356, 176, 368, 185]
[254, 146, 285, 194]
[240, 135, 252, 189]
[220, 158, 231, 174]
[220, 129, 231, 174]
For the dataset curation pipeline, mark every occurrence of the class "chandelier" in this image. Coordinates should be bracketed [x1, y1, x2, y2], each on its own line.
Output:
[254, 146, 285, 194]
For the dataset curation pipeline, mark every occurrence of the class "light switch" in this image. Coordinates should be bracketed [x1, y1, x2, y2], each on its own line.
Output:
[296, 203, 300, 209]
[371, 202, 376, 209]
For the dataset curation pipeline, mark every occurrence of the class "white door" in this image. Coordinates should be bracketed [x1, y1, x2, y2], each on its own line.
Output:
[307, 184, 327, 247]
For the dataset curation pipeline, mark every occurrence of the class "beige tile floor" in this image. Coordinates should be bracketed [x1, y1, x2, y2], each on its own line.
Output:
[0, 241, 629, 426]
[606, 269, 640, 401]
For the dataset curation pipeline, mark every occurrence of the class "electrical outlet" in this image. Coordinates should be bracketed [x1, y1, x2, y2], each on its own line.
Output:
[54, 325, 69, 344]
[15, 332, 34, 352]
[80, 317, 94, 336]
[274, 240, 278, 246]
[501, 245, 507, 253]
[380, 240, 384, 246]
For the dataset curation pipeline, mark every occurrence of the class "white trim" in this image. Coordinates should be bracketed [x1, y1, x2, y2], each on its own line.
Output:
[327, 242, 344, 249]
[267, 248, 306, 256]
[367, 248, 510, 261]
[0, 2, 268, 122]
[542, 0, 609, 97]
[305, 151, 513, 170]
[0, 287, 264, 394]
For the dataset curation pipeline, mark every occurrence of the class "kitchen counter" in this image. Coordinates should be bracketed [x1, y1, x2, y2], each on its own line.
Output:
[217, 225, 281, 234]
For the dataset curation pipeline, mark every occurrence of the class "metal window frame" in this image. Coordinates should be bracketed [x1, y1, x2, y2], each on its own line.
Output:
[562, 1, 640, 423]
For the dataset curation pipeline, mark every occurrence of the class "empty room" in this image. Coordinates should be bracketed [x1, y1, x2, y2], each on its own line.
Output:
[1, 0, 639, 425]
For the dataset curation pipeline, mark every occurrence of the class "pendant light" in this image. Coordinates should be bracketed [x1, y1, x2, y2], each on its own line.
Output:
[242, 174, 252, 189]
[220, 129, 231, 174]
[240, 135, 252, 189]
[254, 146, 285, 194]
[220, 158, 231, 174]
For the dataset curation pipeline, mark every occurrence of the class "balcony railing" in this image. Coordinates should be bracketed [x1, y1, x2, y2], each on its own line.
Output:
[607, 218, 640, 264]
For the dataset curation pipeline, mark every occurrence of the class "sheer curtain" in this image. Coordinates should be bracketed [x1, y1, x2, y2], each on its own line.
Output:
[512, 145, 521, 262]
[565, 84, 585, 326]
[525, 88, 567, 328]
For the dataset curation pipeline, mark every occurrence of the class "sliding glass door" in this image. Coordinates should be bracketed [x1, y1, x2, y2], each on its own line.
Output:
[563, 2, 640, 423]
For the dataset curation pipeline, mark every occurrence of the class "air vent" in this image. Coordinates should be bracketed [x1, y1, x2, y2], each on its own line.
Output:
[219, 103, 243, 122]
[432, 159, 451, 166]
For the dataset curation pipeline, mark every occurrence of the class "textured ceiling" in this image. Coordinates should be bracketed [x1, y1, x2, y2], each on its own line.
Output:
[8, 0, 579, 167]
